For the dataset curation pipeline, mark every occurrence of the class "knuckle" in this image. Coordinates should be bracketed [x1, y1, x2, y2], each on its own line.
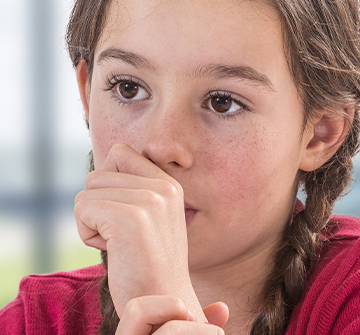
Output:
[158, 179, 182, 198]
[74, 198, 86, 217]
[98, 210, 120, 238]
[142, 189, 162, 206]
[74, 190, 86, 204]
[113, 142, 128, 150]
[106, 143, 130, 166]
[124, 297, 143, 319]
[75, 199, 96, 226]
[134, 206, 149, 223]
[169, 296, 186, 313]
[111, 143, 128, 157]
[85, 170, 100, 189]
[172, 180, 184, 197]
[74, 201, 80, 218]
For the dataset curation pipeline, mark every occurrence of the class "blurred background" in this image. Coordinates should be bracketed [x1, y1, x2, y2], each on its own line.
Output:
[0, 0, 99, 309]
[0, 0, 359, 310]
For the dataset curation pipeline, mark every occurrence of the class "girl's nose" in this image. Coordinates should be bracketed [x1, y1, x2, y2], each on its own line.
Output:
[140, 106, 194, 171]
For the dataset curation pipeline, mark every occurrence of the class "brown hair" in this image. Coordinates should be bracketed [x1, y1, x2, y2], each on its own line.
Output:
[66, 1, 360, 334]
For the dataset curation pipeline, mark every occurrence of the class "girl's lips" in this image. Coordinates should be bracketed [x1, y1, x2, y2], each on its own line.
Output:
[185, 209, 197, 226]
[184, 203, 198, 226]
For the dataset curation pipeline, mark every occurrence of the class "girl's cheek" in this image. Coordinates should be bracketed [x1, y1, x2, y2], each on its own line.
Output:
[90, 109, 120, 168]
[201, 138, 268, 196]
[90, 109, 149, 169]
[203, 124, 290, 204]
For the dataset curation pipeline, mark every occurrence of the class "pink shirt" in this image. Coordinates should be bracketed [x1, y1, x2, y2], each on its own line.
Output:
[1, 214, 360, 334]
[287, 214, 360, 334]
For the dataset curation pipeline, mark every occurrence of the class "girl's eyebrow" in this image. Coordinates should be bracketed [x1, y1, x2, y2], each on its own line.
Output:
[97, 47, 274, 91]
[97, 47, 157, 71]
[192, 64, 274, 91]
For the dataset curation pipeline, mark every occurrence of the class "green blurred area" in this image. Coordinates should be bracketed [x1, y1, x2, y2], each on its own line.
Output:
[0, 241, 100, 309]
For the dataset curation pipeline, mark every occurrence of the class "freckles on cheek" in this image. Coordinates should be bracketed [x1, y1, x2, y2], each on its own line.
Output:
[90, 112, 125, 168]
[202, 130, 277, 206]
[202, 146, 253, 199]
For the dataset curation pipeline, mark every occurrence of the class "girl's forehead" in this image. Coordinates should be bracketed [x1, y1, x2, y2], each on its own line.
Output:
[97, 0, 283, 68]
[101, 0, 280, 39]
[108, 0, 276, 17]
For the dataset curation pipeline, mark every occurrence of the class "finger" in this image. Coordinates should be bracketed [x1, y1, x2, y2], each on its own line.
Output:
[116, 296, 193, 335]
[78, 232, 107, 250]
[101, 143, 179, 185]
[76, 175, 180, 206]
[203, 302, 229, 328]
[75, 186, 185, 234]
[84, 170, 163, 191]
[153, 320, 225, 335]
[76, 187, 169, 207]
[75, 199, 139, 249]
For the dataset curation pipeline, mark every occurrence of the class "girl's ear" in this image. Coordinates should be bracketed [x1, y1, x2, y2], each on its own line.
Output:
[76, 59, 91, 122]
[299, 106, 355, 172]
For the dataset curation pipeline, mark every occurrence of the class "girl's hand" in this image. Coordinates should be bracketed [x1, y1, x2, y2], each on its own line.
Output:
[74, 143, 206, 320]
[115, 296, 228, 335]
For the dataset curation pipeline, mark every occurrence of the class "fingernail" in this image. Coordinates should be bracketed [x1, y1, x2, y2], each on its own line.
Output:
[205, 322, 214, 325]
[188, 310, 197, 322]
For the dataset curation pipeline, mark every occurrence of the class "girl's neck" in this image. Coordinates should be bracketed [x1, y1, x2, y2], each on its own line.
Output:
[190, 243, 276, 334]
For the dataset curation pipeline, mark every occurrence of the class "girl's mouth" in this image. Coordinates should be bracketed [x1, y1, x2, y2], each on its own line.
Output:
[184, 203, 198, 226]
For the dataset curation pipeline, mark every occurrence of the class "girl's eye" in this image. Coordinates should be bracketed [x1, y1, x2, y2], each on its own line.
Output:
[211, 96, 233, 113]
[105, 75, 151, 104]
[118, 82, 139, 99]
[116, 81, 150, 101]
[204, 92, 249, 115]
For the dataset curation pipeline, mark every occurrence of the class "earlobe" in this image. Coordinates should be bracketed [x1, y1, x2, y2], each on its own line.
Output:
[76, 59, 91, 122]
[299, 107, 354, 172]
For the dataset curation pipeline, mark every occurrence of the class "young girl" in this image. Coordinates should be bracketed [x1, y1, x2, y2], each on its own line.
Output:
[1, 0, 360, 334]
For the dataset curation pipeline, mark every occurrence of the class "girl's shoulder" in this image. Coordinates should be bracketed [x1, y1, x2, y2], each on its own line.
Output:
[21, 262, 106, 283]
[0, 264, 105, 335]
[322, 213, 360, 240]
[287, 214, 360, 334]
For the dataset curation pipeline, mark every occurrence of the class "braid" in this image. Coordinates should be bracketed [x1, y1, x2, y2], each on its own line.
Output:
[250, 210, 317, 334]
[98, 250, 120, 335]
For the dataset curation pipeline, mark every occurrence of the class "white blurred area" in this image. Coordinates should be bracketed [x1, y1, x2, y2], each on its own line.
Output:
[0, 0, 359, 310]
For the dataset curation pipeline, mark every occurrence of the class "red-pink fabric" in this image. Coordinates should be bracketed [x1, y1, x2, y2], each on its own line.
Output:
[286, 214, 360, 334]
[1, 213, 359, 335]
[0, 264, 105, 334]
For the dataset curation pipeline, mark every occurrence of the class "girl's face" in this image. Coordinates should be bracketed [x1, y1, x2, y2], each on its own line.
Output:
[84, 0, 313, 270]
